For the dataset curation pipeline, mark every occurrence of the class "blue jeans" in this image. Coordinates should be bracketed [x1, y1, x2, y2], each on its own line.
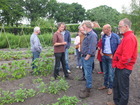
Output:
[75, 49, 81, 67]
[32, 51, 40, 69]
[65, 49, 70, 70]
[81, 57, 94, 88]
[102, 55, 114, 88]
[113, 68, 132, 105]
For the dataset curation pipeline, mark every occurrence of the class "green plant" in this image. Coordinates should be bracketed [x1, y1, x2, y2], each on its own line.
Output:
[37, 82, 47, 93]
[26, 89, 36, 97]
[11, 60, 29, 79]
[33, 57, 54, 76]
[0, 60, 30, 80]
[14, 88, 27, 102]
[0, 89, 14, 104]
[52, 95, 80, 105]
[48, 78, 69, 94]
[33, 77, 43, 84]
[0, 88, 36, 105]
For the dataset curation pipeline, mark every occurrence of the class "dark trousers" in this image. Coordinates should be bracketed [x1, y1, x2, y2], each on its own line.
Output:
[32, 51, 40, 69]
[113, 68, 132, 105]
[54, 52, 69, 78]
[99, 61, 103, 72]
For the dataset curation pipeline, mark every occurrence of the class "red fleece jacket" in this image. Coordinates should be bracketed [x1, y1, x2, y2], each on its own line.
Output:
[112, 31, 138, 70]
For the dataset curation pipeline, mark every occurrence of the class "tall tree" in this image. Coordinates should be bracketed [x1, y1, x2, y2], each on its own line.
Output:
[70, 3, 85, 23]
[0, 0, 24, 26]
[54, 3, 85, 23]
[23, 0, 57, 26]
[23, 0, 47, 26]
[86, 5, 120, 27]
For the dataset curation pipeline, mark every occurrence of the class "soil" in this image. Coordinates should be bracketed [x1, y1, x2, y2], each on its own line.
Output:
[0, 49, 140, 105]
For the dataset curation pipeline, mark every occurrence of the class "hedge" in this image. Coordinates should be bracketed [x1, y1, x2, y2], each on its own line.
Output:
[0, 27, 54, 35]
[0, 24, 80, 35]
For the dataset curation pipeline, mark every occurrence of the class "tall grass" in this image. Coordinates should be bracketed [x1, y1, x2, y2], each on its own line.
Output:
[0, 33, 53, 49]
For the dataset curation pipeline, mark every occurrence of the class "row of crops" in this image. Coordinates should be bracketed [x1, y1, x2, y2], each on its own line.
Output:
[0, 46, 84, 105]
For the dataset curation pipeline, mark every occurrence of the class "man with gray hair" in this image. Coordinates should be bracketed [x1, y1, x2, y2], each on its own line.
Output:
[30, 26, 42, 70]
[107, 18, 138, 105]
[79, 21, 97, 98]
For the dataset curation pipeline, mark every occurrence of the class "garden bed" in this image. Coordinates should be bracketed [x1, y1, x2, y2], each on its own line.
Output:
[0, 48, 140, 105]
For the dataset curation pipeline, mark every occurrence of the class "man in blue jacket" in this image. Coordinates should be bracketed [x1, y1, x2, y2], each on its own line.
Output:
[61, 24, 71, 73]
[98, 24, 120, 95]
[79, 21, 97, 98]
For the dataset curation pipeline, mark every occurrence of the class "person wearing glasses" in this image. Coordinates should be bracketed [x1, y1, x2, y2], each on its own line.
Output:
[107, 18, 138, 105]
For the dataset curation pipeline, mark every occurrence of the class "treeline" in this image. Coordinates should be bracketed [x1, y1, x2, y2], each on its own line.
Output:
[0, 0, 140, 32]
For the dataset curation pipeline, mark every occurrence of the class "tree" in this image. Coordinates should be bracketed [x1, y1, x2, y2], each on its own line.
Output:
[130, 0, 140, 32]
[0, 0, 24, 26]
[23, 0, 47, 26]
[22, 0, 58, 26]
[86, 5, 120, 27]
[70, 3, 85, 23]
[54, 3, 85, 23]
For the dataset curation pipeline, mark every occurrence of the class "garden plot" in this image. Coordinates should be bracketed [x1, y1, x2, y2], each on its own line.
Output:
[0, 48, 140, 105]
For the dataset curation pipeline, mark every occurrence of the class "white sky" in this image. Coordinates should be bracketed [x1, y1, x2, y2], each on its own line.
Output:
[57, 0, 132, 13]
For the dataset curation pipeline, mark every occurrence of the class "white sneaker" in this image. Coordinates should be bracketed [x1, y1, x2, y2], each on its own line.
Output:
[80, 66, 82, 69]
[76, 66, 79, 69]
[67, 70, 71, 74]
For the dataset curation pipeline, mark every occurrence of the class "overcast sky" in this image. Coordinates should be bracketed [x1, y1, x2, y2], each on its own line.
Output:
[57, 0, 132, 13]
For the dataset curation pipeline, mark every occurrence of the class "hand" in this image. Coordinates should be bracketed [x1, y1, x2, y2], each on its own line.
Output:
[100, 52, 104, 56]
[110, 55, 113, 59]
[84, 54, 91, 60]
[63, 42, 67, 45]
[84, 57, 89, 60]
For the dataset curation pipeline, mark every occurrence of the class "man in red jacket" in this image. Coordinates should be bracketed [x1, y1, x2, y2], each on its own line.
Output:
[107, 18, 138, 105]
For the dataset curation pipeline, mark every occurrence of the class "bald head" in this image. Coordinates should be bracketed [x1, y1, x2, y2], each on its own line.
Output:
[103, 24, 112, 35]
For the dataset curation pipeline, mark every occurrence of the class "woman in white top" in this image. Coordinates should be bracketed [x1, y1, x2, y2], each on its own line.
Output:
[74, 33, 82, 69]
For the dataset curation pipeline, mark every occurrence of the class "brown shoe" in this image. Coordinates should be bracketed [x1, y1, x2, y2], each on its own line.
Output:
[79, 88, 91, 99]
[98, 86, 107, 90]
[106, 101, 115, 105]
[80, 88, 87, 92]
[107, 88, 113, 95]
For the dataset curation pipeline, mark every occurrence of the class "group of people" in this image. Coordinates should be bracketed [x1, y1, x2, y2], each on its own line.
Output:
[30, 18, 138, 105]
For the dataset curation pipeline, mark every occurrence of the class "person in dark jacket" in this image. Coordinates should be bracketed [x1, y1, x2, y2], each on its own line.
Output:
[98, 24, 120, 95]
[61, 24, 71, 73]
[79, 21, 97, 98]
